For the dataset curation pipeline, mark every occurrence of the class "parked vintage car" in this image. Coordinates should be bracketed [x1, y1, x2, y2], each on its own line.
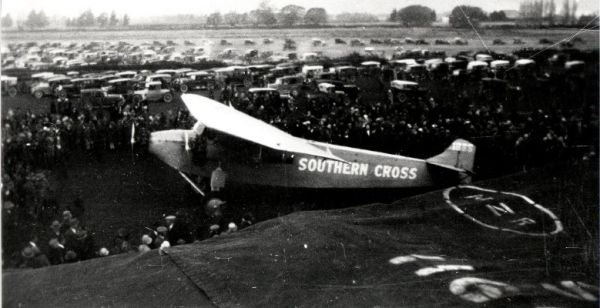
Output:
[115, 71, 137, 79]
[247, 87, 282, 100]
[174, 71, 216, 92]
[132, 81, 174, 103]
[104, 78, 140, 98]
[1, 75, 18, 97]
[283, 39, 297, 50]
[334, 66, 359, 82]
[71, 77, 104, 92]
[389, 80, 426, 103]
[267, 75, 304, 95]
[312, 79, 360, 100]
[80, 88, 125, 109]
[31, 75, 72, 99]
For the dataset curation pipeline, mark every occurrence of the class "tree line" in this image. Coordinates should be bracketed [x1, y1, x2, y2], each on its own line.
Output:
[205, 2, 329, 27]
[0, 10, 130, 29]
[388, 2, 598, 27]
[2, 0, 596, 30]
[64, 10, 129, 28]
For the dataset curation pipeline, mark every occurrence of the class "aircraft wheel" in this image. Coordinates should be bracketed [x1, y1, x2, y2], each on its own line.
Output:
[8, 87, 17, 97]
[163, 93, 174, 103]
[33, 90, 44, 99]
[180, 84, 189, 93]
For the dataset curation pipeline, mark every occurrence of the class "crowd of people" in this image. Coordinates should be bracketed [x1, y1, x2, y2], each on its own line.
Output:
[2, 52, 598, 269]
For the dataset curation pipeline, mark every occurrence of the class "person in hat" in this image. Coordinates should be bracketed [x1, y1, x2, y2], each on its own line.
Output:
[64, 250, 79, 263]
[19, 245, 50, 269]
[60, 210, 73, 233]
[205, 198, 225, 218]
[152, 226, 168, 249]
[64, 217, 80, 252]
[111, 227, 132, 255]
[165, 213, 192, 246]
[48, 220, 65, 245]
[223, 222, 237, 235]
[98, 247, 110, 257]
[47, 238, 65, 265]
[208, 224, 221, 238]
[138, 234, 152, 253]
[159, 240, 170, 255]
[75, 228, 95, 260]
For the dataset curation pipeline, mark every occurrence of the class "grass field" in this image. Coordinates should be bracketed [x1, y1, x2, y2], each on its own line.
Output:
[2, 27, 598, 59]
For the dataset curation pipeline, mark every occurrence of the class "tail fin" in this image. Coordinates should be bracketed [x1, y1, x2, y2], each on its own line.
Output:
[426, 139, 476, 173]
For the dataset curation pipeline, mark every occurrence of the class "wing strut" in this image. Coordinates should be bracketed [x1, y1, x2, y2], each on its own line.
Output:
[178, 171, 205, 196]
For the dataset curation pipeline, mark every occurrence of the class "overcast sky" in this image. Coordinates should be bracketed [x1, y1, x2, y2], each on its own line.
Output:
[2, 0, 598, 20]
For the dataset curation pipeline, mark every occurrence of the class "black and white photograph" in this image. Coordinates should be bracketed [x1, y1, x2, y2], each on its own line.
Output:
[0, 0, 598, 306]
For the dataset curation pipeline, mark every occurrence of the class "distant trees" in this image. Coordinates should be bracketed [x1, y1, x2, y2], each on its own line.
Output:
[449, 6, 488, 28]
[109, 11, 119, 27]
[248, 1, 277, 26]
[75, 10, 96, 27]
[278, 5, 305, 27]
[489, 11, 508, 21]
[304, 8, 328, 25]
[65, 10, 127, 28]
[2, 14, 13, 28]
[577, 14, 599, 26]
[389, 5, 436, 26]
[519, 0, 580, 25]
[96, 13, 109, 27]
[24, 10, 49, 29]
[207, 12, 223, 27]
[560, 0, 578, 24]
[223, 12, 248, 26]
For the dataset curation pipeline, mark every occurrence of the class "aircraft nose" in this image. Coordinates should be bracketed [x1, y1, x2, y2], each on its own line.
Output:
[149, 130, 190, 170]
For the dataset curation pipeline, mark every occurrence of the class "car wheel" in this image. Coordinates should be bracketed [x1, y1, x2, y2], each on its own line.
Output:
[397, 93, 408, 103]
[33, 90, 44, 99]
[180, 84, 189, 93]
[8, 87, 17, 97]
[132, 95, 143, 104]
[163, 93, 173, 103]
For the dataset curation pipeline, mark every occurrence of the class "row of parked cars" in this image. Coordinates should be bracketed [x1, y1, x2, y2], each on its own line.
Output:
[2, 47, 586, 112]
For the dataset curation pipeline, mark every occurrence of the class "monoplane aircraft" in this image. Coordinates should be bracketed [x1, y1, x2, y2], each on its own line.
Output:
[149, 94, 476, 200]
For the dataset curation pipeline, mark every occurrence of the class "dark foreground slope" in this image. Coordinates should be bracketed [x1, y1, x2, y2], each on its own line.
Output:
[3, 161, 598, 307]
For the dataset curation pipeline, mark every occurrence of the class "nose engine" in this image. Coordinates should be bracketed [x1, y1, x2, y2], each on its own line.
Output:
[149, 129, 195, 170]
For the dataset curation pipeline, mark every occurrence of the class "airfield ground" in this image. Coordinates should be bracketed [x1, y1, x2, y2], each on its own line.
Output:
[4, 159, 598, 307]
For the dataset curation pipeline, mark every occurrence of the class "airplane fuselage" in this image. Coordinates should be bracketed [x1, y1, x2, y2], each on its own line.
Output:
[150, 130, 437, 189]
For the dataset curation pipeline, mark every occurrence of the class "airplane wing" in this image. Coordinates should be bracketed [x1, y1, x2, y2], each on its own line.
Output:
[181, 94, 346, 162]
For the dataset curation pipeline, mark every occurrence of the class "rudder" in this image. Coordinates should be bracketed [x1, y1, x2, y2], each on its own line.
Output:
[426, 139, 476, 173]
